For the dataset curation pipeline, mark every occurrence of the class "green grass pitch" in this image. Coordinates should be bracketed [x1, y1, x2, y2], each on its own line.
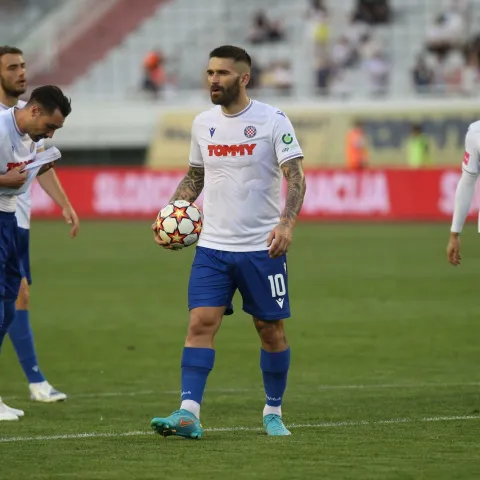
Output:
[1, 221, 479, 479]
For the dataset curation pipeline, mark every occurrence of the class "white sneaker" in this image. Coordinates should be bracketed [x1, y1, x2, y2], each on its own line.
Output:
[0, 397, 20, 421]
[29, 381, 67, 403]
[5, 403, 24, 417]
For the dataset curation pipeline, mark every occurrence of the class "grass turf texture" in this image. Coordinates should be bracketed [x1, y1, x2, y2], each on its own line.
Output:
[1, 221, 479, 479]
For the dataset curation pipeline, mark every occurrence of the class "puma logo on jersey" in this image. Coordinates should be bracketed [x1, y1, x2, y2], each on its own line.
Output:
[208, 144, 256, 157]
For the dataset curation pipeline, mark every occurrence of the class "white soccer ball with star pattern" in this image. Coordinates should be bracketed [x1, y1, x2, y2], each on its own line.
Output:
[156, 200, 203, 250]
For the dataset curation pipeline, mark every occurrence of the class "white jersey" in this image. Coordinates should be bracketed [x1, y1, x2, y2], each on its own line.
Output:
[190, 100, 304, 251]
[462, 120, 480, 175]
[0, 107, 38, 213]
[450, 119, 480, 234]
[0, 100, 43, 229]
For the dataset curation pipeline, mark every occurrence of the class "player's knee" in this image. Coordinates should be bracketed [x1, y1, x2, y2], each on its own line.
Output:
[187, 308, 222, 339]
[255, 319, 287, 349]
[15, 279, 29, 310]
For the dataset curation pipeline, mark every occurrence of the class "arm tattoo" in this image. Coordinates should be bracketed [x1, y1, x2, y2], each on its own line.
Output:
[280, 158, 306, 227]
[170, 166, 205, 203]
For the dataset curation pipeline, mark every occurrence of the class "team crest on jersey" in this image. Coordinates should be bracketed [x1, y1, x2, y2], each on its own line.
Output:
[244, 126, 257, 139]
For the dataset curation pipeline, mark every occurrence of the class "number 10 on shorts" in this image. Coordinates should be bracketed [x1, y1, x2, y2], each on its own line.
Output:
[268, 274, 286, 297]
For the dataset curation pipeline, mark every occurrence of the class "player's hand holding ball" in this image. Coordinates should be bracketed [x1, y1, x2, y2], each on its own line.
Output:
[153, 200, 203, 251]
[267, 221, 293, 258]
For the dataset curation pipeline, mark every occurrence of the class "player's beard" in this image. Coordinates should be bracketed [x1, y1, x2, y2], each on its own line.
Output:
[0, 76, 25, 99]
[210, 77, 241, 107]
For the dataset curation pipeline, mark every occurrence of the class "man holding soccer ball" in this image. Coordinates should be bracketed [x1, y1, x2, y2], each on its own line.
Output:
[152, 45, 306, 438]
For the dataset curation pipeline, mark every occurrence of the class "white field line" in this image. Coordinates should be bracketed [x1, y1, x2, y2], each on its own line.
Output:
[0, 415, 479, 443]
[4, 382, 479, 401]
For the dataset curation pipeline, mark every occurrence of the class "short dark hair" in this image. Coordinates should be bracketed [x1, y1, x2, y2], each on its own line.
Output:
[411, 123, 423, 133]
[0, 45, 23, 58]
[27, 85, 72, 118]
[209, 45, 252, 67]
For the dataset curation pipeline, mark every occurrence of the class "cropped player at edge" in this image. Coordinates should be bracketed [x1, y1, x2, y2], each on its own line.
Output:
[0, 84, 72, 420]
[0, 46, 78, 406]
[151, 45, 306, 438]
[447, 120, 480, 265]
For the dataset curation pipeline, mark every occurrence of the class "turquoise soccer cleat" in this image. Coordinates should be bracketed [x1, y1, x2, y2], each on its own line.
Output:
[263, 414, 291, 436]
[151, 409, 203, 439]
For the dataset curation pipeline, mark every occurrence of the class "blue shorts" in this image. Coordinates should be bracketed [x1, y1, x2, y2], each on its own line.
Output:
[0, 212, 22, 300]
[17, 227, 31, 285]
[188, 247, 290, 321]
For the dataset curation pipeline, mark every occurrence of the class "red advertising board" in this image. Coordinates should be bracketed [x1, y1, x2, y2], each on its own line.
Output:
[30, 167, 477, 221]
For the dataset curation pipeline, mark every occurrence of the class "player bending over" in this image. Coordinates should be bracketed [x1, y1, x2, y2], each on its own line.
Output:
[447, 120, 480, 265]
[0, 85, 72, 420]
[0, 46, 78, 404]
[151, 45, 306, 438]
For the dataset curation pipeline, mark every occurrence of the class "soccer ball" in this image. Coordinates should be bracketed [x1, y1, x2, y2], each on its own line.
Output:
[155, 200, 203, 250]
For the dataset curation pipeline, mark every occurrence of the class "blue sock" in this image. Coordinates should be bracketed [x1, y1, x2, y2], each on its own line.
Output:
[181, 347, 215, 404]
[8, 309, 45, 384]
[0, 300, 17, 350]
[261, 348, 291, 407]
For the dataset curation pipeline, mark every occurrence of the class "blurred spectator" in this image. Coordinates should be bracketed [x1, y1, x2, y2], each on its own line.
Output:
[261, 61, 293, 94]
[430, 50, 464, 93]
[345, 14, 371, 47]
[461, 51, 479, 95]
[247, 60, 262, 90]
[426, 11, 465, 59]
[308, 0, 330, 54]
[407, 124, 432, 168]
[248, 10, 284, 44]
[444, 50, 465, 91]
[308, 0, 327, 16]
[141, 50, 165, 98]
[331, 36, 356, 69]
[346, 120, 369, 170]
[359, 32, 382, 59]
[316, 53, 333, 95]
[364, 51, 390, 96]
[465, 31, 480, 72]
[412, 54, 435, 93]
[352, 0, 391, 25]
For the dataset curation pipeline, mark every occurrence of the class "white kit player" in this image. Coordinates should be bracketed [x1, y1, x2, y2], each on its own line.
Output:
[447, 120, 480, 265]
[0, 46, 78, 417]
[151, 46, 307, 438]
[0, 84, 72, 420]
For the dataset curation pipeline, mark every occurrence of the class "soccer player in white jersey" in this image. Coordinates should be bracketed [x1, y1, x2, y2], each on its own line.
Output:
[447, 120, 480, 265]
[0, 84, 72, 420]
[0, 46, 78, 405]
[151, 45, 306, 438]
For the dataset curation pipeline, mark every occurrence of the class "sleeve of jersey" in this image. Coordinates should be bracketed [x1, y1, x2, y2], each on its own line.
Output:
[188, 118, 204, 168]
[451, 129, 480, 233]
[273, 113, 304, 165]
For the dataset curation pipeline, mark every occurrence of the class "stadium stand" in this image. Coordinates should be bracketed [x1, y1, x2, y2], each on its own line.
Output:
[9, 0, 480, 100]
